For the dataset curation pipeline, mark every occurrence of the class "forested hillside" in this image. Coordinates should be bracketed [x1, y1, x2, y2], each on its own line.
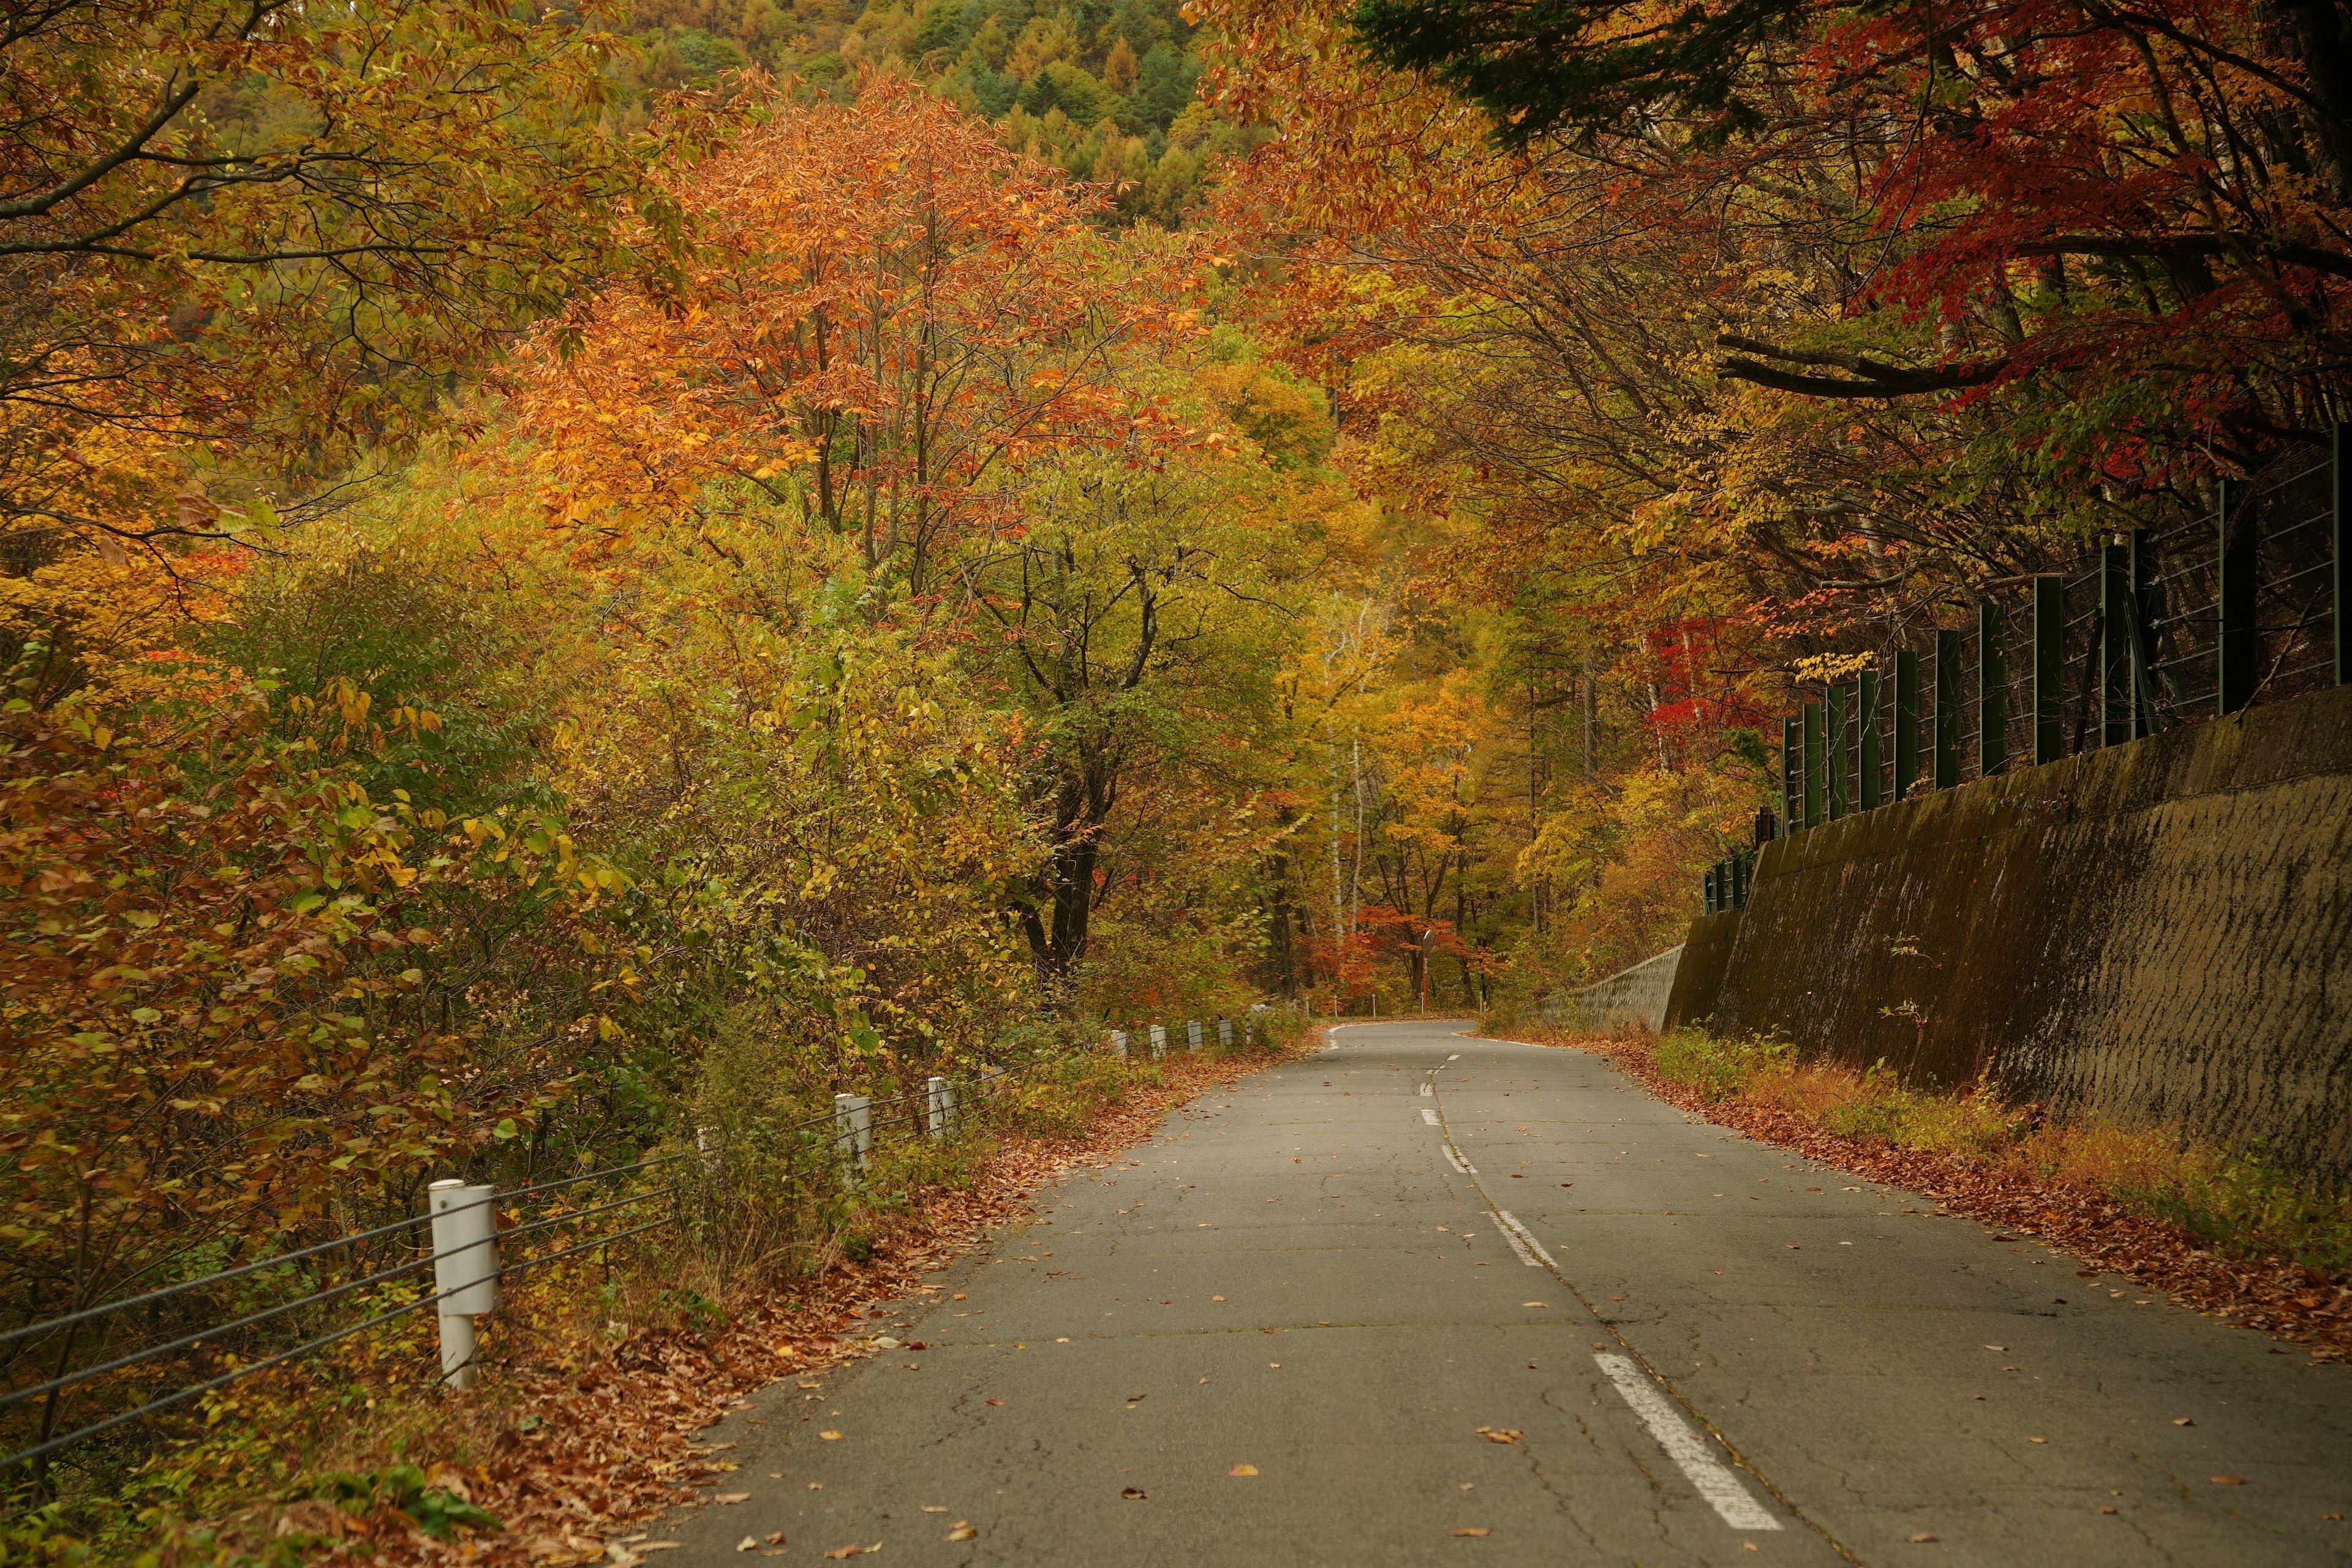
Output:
[620, 0, 1243, 225]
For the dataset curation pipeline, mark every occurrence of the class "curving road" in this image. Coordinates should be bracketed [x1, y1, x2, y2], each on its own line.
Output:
[655, 1021, 2352, 1566]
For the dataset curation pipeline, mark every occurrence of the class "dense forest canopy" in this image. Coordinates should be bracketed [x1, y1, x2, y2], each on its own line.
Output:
[3, 0, 2345, 1528]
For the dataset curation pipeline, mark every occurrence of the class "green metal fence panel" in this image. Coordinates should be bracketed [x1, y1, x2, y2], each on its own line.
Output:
[2101, 540, 2133, 744]
[2337, 423, 2347, 688]
[2033, 574, 2064, 764]
[2218, 479, 2257, 715]
[1978, 602, 2006, 776]
[1781, 714, 1801, 827]
[1894, 649, 1920, 799]
[1858, 669, 1882, 809]
[1826, 682, 1849, 819]
[2128, 527, 2158, 738]
[1933, 631, 1961, 789]
[1803, 701, 1823, 827]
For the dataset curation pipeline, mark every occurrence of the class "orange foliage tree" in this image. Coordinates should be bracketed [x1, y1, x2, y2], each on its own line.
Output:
[517, 80, 1193, 591]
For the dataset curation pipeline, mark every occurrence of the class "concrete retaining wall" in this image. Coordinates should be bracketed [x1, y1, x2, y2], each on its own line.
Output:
[1546, 943, 1684, 1032]
[1668, 682, 2352, 1183]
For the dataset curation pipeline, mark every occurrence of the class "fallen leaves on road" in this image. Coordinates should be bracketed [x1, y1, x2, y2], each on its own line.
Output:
[2212, 1476, 2247, 1485]
[735, 1540, 757, 1554]
[984, 1398, 1005, 1406]
[1228, 1464, 1258, 1476]
[2174, 1417, 2196, 1426]
[819, 1431, 844, 1441]
[766, 1532, 786, 1544]
[715, 1492, 751, 1504]
[1521, 1302, 1548, 1308]
[822, 1545, 879, 1559]
[946, 1522, 978, 1541]
[1452, 1526, 1491, 1537]
[1121, 1488, 1148, 1501]
[1908, 1532, 1940, 1543]
[1476, 1427, 1523, 1444]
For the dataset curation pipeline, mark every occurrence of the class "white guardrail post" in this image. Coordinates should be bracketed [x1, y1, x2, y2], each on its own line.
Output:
[1218, 1017, 1232, 1049]
[925, 1076, 957, 1139]
[1109, 1028, 1128, 1060]
[1148, 1024, 1166, 1059]
[427, 1180, 502, 1390]
[835, 1093, 873, 1177]
[1186, 1019, 1202, 1051]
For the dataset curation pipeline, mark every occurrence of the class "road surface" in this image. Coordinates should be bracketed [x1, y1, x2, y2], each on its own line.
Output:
[654, 1020, 2352, 1565]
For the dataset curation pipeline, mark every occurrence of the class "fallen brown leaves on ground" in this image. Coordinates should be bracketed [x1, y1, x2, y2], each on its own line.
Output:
[1513, 1026, 2350, 1360]
[352, 1038, 1320, 1566]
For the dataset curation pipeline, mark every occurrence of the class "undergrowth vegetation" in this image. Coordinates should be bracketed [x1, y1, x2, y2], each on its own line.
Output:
[1643, 1029, 2352, 1276]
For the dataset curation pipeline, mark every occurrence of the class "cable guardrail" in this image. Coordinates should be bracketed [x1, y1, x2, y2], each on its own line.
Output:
[1, 1023, 1272, 1488]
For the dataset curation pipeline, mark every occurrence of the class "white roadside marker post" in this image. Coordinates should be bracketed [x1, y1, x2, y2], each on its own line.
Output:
[1148, 1024, 1166, 1058]
[926, 1076, 957, 1139]
[835, 1093, 873, 1177]
[427, 1180, 502, 1391]
[1109, 1028, 1129, 1060]
[1186, 1020, 1202, 1051]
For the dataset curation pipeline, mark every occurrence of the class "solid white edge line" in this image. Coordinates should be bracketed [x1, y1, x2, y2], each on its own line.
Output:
[1594, 1354, 1782, 1531]
[1490, 1208, 1557, 1268]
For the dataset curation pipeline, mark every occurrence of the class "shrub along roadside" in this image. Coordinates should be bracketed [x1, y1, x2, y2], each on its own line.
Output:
[1521, 1024, 2352, 1355]
[2, 1022, 1313, 1567]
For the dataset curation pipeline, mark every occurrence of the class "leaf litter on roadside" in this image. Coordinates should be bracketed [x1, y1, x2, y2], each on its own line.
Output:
[347, 1042, 1308, 1567]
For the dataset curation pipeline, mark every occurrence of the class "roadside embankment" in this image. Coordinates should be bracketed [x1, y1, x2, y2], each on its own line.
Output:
[1665, 682, 2352, 1184]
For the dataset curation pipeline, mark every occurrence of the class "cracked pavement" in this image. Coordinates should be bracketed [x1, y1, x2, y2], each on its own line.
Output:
[656, 1022, 2352, 1565]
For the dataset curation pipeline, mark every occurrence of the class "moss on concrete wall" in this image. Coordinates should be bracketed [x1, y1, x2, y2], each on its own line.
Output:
[1674, 684, 2352, 1182]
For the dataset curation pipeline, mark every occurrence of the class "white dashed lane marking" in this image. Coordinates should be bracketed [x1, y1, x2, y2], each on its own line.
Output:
[1491, 1208, 1555, 1268]
[1594, 1355, 1782, 1531]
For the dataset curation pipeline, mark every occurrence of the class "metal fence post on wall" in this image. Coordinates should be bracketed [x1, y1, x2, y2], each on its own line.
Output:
[1858, 670, 1882, 809]
[1978, 603, 2007, 776]
[2218, 479, 2258, 715]
[1932, 630, 1961, 789]
[1801, 701, 1823, 826]
[1894, 650, 1920, 798]
[428, 1180, 501, 1391]
[2100, 540, 2133, 743]
[1825, 683, 1849, 820]
[2032, 575, 2064, 764]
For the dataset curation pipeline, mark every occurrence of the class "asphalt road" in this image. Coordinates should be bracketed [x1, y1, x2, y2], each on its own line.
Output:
[652, 1021, 2352, 1566]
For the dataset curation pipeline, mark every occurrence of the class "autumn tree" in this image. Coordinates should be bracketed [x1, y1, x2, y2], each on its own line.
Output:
[518, 80, 1186, 591]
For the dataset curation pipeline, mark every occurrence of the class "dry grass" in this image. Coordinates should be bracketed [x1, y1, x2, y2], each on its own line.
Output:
[1487, 1020, 2352, 1357]
[1640, 1025, 2352, 1274]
